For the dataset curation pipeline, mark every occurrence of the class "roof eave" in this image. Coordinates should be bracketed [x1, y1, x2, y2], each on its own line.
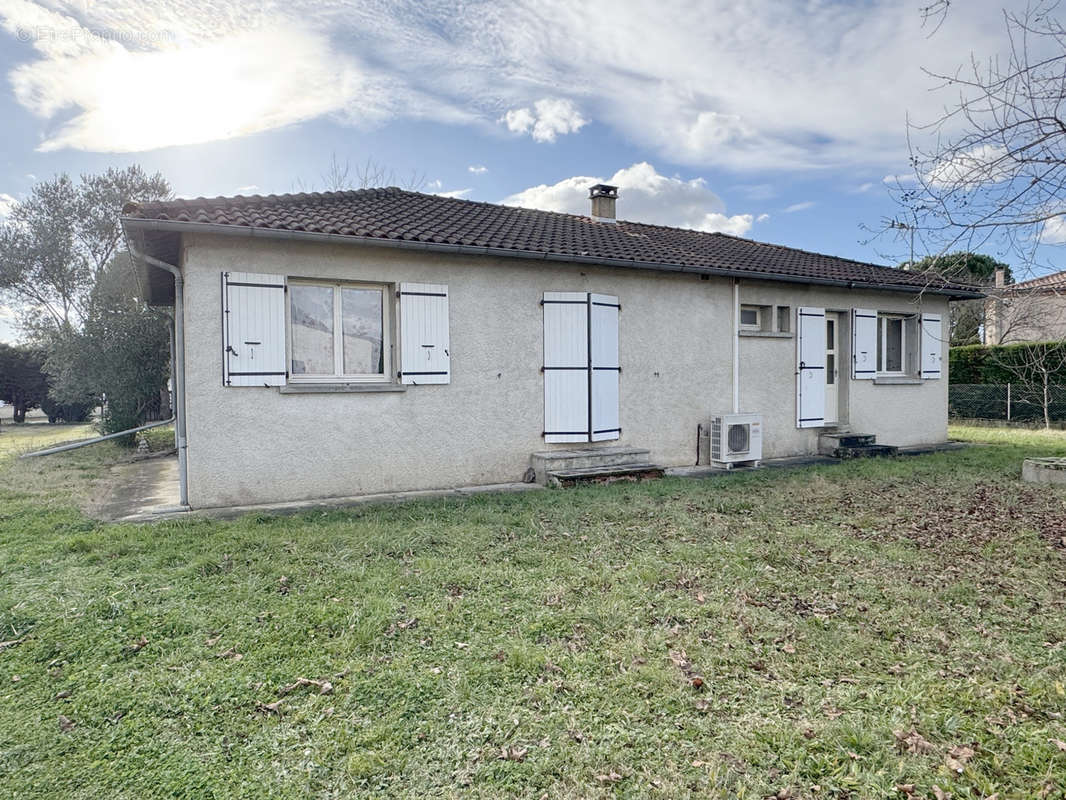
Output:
[119, 216, 985, 300]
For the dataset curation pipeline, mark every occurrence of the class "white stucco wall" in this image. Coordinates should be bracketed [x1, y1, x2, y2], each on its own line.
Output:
[179, 233, 951, 507]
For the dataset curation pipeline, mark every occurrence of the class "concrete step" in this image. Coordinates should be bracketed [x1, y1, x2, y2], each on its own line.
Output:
[530, 446, 652, 485]
[547, 463, 665, 487]
[818, 432, 876, 455]
[834, 443, 899, 459]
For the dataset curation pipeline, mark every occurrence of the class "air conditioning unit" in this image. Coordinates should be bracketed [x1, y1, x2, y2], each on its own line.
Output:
[701, 413, 763, 468]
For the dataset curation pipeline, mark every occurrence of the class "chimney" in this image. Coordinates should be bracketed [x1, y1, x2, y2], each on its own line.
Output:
[994, 268, 1006, 288]
[589, 184, 618, 222]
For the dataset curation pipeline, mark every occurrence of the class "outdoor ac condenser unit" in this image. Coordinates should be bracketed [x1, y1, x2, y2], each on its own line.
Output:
[701, 413, 763, 468]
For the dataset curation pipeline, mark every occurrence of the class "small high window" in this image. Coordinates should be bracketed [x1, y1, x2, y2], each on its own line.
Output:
[740, 305, 762, 330]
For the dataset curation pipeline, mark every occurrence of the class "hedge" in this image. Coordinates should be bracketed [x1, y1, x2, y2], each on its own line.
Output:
[949, 342, 1066, 384]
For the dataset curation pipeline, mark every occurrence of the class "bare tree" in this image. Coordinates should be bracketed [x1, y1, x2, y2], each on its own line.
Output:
[295, 154, 427, 193]
[887, 2, 1066, 276]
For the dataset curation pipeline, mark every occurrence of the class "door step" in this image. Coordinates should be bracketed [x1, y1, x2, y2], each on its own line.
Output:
[546, 463, 665, 487]
[818, 432, 876, 454]
[530, 446, 653, 485]
[833, 443, 899, 459]
[819, 432, 898, 459]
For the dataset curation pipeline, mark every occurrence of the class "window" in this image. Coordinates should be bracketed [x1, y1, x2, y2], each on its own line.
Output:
[877, 314, 907, 375]
[740, 305, 762, 330]
[289, 281, 389, 381]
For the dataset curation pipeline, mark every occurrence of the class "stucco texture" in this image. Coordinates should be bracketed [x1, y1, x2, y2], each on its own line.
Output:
[179, 234, 950, 507]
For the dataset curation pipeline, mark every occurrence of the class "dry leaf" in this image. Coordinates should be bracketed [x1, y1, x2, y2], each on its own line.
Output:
[595, 771, 622, 785]
[823, 706, 845, 720]
[1052, 738, 1066, 752]
[895, 784, 916, 796]
[217, 646, 243, 660]
[690, 675, 705, 690]
[277, 576, 290, 594]
[774, 789, 792, 800]
[0, 637, 25, 652]
[205, 634, 221, 647]
[782, 643, 796, 654]
[278, 677, 333, 696]
[498, 745, 527, 762]
[894, 727, 938, 755]
[58, 714, 74, 732]
[946, 744, 975, 773]
[932, 786, 950, 800]
[130, 635, 148, 652]
[257, 700, 283, 715]
[55, 690, 71, 700]
[695, 592, 706, 604]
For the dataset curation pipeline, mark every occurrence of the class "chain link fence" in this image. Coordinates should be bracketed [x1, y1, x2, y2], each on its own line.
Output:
[949, 383, 1066, 423]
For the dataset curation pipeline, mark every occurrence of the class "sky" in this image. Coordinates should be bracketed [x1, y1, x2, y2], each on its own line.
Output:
[0, 0, 1040, 343]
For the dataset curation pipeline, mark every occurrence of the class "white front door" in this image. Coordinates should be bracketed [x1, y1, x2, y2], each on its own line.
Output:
[825, 312, 840, 424]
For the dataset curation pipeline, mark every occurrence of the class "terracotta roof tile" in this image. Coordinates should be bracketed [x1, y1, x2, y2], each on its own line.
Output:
[124, 187, 980, 296]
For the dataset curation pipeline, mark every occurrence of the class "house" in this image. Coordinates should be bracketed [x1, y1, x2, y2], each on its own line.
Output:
[120, 185, 980, 509]
[984, 268, 1066, 344]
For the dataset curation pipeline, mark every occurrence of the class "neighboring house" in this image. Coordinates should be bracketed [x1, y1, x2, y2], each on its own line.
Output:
[984, 269, 1066, 344]
[121, 186, 979, 509]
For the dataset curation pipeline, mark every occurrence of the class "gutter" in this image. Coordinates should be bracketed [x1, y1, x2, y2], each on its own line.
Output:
[123, 234, 190, 508]
[119, 217, 986, 301]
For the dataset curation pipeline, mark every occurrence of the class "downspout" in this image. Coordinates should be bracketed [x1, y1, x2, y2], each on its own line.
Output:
[732, 278, 740, 414]
[127, 243, 189, 508]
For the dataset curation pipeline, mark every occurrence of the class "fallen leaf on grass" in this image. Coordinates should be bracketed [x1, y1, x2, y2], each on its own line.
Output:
[217, 647, 243, 661]
[129, 635, 148, 652]
[277, 576, 290, 594]
[0, 637, 25, 652]
[58, 715, 74, 732]
[498, 746, 527, 762]
[204, 633, 221, 647]
[279, 677, 333, 696]
[932, 785, 950, 800]
[895, 784, 915, 796]
[1051, 738, 1066, 752]
[945, 744, 975, 773]
[894, 727, 938, 755]
[781, 643, 796, 654]
[595, 771, 622, 785]
[823, 706, 845, 720]
[55, 690, 71, 700]
[257, 700, 283, 715]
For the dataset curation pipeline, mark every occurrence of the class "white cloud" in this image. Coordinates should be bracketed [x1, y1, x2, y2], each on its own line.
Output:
[784, 201, 816, 213]
[467, 165, 488, 175]
[234, 185, 259, 194]
[923, 144, 1009, 188]
[853, 182, 875, 194]
[435, 188, 472, 199]
[503, 162, 761, 236]
[1039, 214, 1066, 245]
[0, 0, 1015, 168]
[0, 193, 17, 219]
[501, 98, 586, 143]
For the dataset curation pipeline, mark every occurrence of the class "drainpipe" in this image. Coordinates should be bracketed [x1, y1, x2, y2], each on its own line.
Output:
[127, 243, 189, 508]
[732, 278, 740, 414]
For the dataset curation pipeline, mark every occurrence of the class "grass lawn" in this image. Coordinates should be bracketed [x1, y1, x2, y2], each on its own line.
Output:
[0, 424, 1065, 798]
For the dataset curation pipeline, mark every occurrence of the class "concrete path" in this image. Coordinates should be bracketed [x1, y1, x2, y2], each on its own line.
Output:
[91, 455, 182, 522]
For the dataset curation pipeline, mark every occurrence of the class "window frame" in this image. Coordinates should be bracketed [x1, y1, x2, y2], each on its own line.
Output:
[877, 313, 908, 376]
[286, 279, 392, 383]
[739, 304, 762, 331]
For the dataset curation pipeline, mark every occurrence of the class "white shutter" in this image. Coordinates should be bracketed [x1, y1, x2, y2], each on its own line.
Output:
[852, 308, 877, 379]
[589, 293, 620, 441]
[921, 313, 943, 379]
[222, 271, 286, 387]
[543, 292, 590, 443]
[399, 283, 450, 385]
[796, 306, 826, 428]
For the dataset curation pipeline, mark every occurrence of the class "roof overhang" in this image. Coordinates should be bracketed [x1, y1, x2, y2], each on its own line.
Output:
[120, 216, 986, 301]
